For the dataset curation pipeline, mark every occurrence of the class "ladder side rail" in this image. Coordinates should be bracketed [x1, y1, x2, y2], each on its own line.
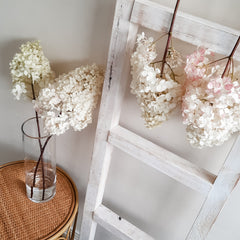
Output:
[186, 135, 240, 239]
[79, 0, 138, 239]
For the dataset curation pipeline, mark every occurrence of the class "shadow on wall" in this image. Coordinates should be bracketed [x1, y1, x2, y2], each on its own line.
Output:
[88, 0, 116, 64]
[0, 141, 23, 165]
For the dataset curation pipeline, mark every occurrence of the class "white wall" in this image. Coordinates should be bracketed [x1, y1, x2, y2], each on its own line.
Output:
[0, 0, 240, 239]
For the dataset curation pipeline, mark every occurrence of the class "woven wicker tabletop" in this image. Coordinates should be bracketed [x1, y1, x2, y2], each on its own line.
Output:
[0, 161, 78, 240]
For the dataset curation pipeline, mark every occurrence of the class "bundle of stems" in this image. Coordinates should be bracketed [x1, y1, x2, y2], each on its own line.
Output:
[30, 82, 52, 201]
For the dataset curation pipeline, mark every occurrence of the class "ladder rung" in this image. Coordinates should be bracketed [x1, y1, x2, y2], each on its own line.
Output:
[131, 0, 240, 59]
[108, 126, 216, 195]
[94, 204, 154, 240]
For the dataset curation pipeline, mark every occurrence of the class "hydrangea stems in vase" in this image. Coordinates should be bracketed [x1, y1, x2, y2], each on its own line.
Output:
[10, 41, 104, 203]
[21, 117, 55, 202]
[10, 40, 56, 202]
[33, 65, 104, 200]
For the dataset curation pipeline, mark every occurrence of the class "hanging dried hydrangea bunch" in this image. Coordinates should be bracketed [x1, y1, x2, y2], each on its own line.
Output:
[34, 64, 104, 135]
[183, 37, 240, 148]
[10, 41, 55, 100]
[130, 33, 183, 128]
[130, 0, 183, 128]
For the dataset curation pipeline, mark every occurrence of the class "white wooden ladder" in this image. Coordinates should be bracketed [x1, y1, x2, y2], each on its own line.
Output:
[80, 0, 240, 239]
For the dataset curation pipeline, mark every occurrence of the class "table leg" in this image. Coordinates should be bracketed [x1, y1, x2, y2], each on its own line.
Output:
[71, 210, 78, 240]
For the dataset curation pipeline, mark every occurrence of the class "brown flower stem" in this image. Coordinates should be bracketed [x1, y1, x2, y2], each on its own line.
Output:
[151, 32, 168, 45]
[151, 60, 163, 65]
[207, 56, 229, 66]
[30, 81, 47, 200]
[31, 135, 52, 200]
[165, 62, 179, 82]
[222, 36, 240, 78]
[160, 0, 181, 77]
[231, 58, 234, 77]
[31, 82, 43, 149]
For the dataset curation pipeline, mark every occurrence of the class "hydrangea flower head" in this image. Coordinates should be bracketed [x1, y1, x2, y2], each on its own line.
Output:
[184, 47, 212, 82]
[35, 64, 104, 135]
[130, 32, 183, 128]
[183, 48, 240, 148]
[10, 41, 54, 100]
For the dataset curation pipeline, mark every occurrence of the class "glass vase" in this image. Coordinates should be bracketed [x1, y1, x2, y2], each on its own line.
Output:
[21, 117, 56, 203]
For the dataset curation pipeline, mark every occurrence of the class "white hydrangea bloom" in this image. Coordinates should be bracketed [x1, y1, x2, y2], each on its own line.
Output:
[35, 64, 104, 135]
[166, 46, 184, 69]
[10, 41, 54, 100]
[130, 32, 183, 128]
[12, 82, 27, 100]
[183, 47, 240, 148]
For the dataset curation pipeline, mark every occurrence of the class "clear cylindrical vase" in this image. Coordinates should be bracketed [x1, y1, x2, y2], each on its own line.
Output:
[21, 117, 56, 203]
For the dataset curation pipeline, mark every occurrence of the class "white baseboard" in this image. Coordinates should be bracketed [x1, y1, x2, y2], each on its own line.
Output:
[63, 230, 80, 240]
[73, 231, 80, 240]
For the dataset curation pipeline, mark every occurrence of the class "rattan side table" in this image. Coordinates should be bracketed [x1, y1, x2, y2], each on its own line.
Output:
[0, 160, 79, 240]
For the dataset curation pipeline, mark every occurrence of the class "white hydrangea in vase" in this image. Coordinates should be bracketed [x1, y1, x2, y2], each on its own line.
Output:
[10, 40, 104, 202]
[34, 64, 104, 136]
[10, 40, 55, 101]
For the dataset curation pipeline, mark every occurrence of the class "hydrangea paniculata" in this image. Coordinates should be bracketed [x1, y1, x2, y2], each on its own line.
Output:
[130, 32, 183, 128]
[34, 64, 104, 135]
[183, 47, 240, 148]
[10, 41, 54, 100]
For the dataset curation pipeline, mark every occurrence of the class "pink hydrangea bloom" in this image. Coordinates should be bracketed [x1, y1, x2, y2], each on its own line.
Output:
[183, 48, 240, 148]
[184, 47, 212, 82]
